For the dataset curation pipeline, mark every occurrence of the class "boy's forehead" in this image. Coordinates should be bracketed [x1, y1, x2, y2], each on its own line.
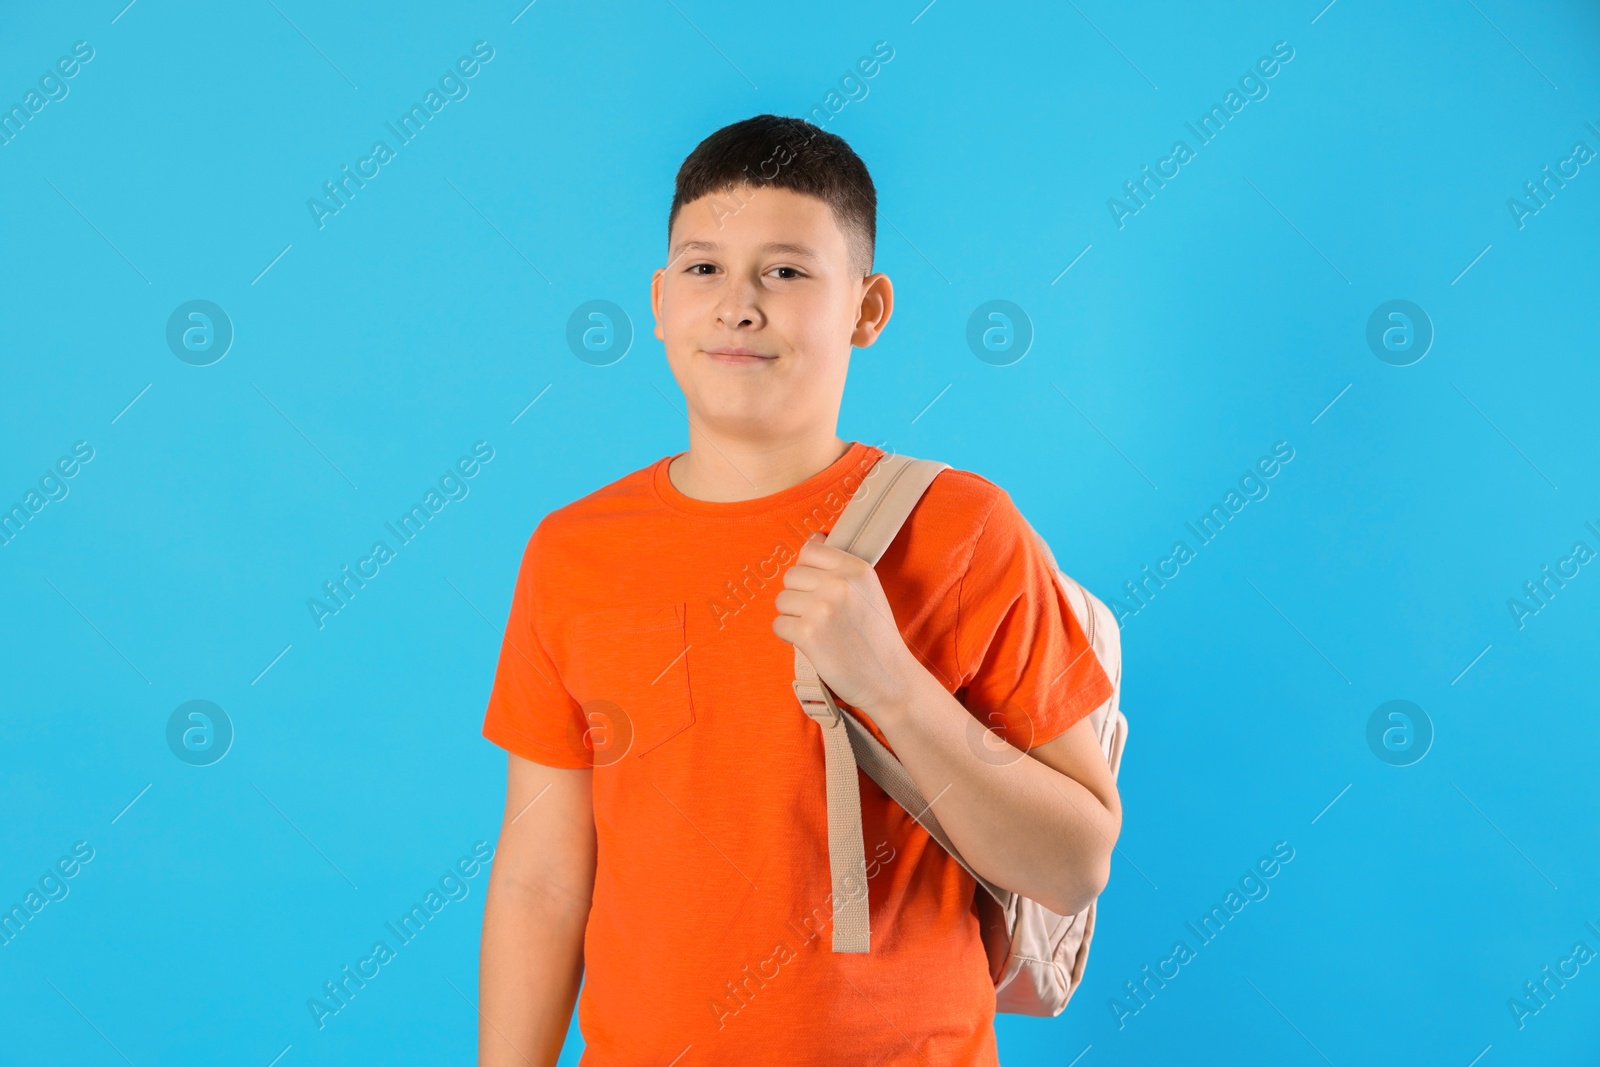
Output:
[670, 186, 847, 260]
[671, 238, 825, 264]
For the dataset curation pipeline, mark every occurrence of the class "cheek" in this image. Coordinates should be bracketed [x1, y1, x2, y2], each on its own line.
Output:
[783, 288, 856, 348]
[782, 346, 851, 403]
[657, 285, 699, 346]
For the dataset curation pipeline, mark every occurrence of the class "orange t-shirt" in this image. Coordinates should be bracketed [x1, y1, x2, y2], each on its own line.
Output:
[482, 440, 1112, 1066]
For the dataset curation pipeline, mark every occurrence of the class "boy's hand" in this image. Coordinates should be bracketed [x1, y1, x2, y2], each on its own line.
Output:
[772, 531, 924, 714]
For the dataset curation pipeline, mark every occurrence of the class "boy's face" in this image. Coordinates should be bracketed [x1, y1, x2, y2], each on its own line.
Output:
[651, 184, 892, 443]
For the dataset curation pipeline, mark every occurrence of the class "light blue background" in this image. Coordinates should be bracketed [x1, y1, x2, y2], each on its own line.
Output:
[3, 1, 1597, 1063]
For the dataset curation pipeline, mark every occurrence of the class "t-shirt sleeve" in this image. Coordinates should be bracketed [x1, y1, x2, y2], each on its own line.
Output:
[481, 521, 589, 769]
[954, 489, 1113, 751]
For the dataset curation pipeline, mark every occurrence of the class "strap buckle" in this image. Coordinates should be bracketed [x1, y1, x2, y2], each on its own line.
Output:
[792, 679, 843, 726]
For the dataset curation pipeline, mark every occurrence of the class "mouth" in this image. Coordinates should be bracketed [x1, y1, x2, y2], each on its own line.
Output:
[702, 347, 778, 365]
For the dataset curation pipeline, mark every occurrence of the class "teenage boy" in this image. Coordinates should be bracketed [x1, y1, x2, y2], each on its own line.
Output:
[479, 114, 1121, 1066]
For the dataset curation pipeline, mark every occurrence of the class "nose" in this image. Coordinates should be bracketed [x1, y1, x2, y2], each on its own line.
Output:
[715, 272, 764, 331]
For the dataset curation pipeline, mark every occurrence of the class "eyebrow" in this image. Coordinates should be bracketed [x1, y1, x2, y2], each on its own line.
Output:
[669, 239, 823, 263]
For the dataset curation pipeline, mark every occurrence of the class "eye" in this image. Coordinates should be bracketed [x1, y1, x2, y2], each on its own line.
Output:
[771, 266, 805, 280]
[686, 262, 717, 275]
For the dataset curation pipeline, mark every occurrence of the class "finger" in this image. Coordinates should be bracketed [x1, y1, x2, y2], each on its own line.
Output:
[771, 599, 817, 646]
[795, 535, 852, 570]
[773, 588, 812, 618]
[772, 620, 808, 651]
[781, 563, 827, 591]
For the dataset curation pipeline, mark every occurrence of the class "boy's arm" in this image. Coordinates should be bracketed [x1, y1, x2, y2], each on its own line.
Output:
[776, 528, 1120, 917]
[856, 670, 1119, 917]
[479, 753, 595, 1067]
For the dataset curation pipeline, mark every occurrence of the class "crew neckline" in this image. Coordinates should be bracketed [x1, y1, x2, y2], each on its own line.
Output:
[651, 440, 883, 518]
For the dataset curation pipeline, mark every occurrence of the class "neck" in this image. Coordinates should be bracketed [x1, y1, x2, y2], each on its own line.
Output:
[668, 425, 851, 503]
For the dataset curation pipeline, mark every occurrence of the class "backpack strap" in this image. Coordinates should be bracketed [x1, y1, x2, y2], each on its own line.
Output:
[791, 450, 948, 952]
[838, 709, 1012, 908]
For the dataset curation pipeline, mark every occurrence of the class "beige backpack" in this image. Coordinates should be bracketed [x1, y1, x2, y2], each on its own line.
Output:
[790, 450, 1128, 1016]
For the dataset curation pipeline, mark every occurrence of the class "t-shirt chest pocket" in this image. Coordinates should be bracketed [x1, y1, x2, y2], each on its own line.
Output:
[562, 602, 695, 761]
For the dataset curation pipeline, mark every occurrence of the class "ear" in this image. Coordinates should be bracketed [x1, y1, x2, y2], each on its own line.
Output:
[650, 266, 666, 342]
[850, 272, 894, 348]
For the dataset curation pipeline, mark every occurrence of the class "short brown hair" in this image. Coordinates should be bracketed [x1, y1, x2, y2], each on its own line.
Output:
[667, 114, 877, 277]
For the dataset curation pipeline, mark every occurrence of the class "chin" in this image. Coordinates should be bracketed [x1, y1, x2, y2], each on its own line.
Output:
[697, 403, 784, 436]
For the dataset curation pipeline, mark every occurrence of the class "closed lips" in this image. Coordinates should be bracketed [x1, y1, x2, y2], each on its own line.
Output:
[704, 347, 775, 359]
